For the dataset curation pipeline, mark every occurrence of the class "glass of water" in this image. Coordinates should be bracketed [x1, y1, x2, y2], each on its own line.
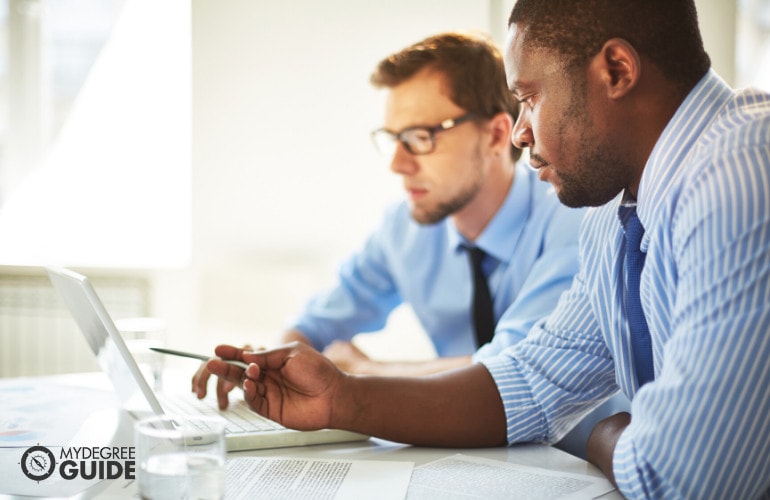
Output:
[135, 415, 226, 500]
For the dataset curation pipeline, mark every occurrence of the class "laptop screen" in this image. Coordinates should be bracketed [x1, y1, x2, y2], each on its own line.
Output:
[47, 266, 162, 415]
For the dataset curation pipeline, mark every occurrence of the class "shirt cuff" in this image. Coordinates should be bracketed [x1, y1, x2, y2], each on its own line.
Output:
[480, 354, 548, 445]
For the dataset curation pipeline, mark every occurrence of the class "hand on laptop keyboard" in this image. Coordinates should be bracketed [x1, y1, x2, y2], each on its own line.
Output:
[209, 343, 342, 432]
[191, 344, 256, 409]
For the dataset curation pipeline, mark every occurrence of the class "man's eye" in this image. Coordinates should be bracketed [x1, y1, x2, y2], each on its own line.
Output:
[412, 130, 431, 141]
[520, 96, 535, 109]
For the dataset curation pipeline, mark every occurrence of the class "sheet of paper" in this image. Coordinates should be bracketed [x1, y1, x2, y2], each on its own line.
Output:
[0, 378, 116, 448]
[405, 454, 615, 500]
[226, 456, 414, 500]
[0, 378, 122, 497]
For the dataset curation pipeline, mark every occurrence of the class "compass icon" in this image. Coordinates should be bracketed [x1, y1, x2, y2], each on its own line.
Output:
[20, 445, 56, 482]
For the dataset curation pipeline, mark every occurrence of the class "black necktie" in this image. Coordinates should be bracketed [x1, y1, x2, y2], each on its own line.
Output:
[622, 208, 655, 386]
[466, 246, 495, 347]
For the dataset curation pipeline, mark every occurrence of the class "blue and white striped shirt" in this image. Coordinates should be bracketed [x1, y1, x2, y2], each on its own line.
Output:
[482, 70, 770, 498]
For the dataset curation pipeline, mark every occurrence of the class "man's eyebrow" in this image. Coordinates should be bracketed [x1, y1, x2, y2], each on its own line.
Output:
[508, 82, 526, 97]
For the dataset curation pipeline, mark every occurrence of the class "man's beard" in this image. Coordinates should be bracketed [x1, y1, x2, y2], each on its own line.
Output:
[551, 137, 633, 208]
[550, 87, 633, 208]
[411, 150, 484, 225]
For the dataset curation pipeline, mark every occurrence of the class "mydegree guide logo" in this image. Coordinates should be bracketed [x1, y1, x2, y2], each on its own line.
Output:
[19, 444, 136, 483]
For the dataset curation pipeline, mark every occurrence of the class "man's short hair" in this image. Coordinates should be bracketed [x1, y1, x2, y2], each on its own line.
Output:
[509, 0, 710, 96]
[371, 32, 521, 162]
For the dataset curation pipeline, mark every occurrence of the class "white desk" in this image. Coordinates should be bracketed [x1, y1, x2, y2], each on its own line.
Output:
[0, 373, 621, 499]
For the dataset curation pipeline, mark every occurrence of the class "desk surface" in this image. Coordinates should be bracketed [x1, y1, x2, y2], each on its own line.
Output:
[0, 372, 620, 499]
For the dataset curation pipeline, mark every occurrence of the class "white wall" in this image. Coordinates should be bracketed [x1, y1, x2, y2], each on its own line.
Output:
[695, 0, 737, 85]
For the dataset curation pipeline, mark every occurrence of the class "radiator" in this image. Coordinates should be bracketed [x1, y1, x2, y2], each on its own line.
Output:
[0, 269, 150, 378]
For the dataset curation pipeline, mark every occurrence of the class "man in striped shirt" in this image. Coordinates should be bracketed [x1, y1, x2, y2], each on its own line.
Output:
[208, 0, 770, 497]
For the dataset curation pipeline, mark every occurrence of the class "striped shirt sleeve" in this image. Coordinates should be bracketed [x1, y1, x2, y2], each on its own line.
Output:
[481, 214, 620, 444]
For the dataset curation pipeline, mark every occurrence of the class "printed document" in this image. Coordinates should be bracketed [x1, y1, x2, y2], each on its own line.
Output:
[227, 456, 413, 500]
[406, 454, 615, 499]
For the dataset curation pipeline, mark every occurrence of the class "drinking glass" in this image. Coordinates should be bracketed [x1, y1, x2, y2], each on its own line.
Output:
[135, 415, 226, 500]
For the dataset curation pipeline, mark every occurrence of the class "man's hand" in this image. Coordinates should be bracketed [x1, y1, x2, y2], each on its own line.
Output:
[191, 344, 252, 409]
[586, 412, 631, 487]
[209, 343, 507, 446]
[207, 342, 347, 431]
[322, 340, 372, 374]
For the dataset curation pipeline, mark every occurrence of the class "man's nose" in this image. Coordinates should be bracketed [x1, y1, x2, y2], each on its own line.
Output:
[511, 114, 533, 150]
[389, 143, 418, 176]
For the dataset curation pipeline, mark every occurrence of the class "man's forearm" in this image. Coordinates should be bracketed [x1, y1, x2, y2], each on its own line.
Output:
[335, 363, 508, 447]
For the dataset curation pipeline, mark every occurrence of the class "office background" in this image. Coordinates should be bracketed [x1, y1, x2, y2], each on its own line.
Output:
[0, 0, 763, 377]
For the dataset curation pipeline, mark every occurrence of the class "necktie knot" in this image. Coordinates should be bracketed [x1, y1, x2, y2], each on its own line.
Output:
[467, 246, 486, 270]
[623, 209, 645, 252]
[625, 210, 644, 250]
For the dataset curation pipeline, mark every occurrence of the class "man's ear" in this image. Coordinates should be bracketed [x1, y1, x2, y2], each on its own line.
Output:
[595, 38, 640, 99]
[487, 111, 514, 154]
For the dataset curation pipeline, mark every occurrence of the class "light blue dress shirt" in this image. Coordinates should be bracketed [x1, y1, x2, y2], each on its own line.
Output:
[482, 70, 770, 499]
[289, 162, 585, 358]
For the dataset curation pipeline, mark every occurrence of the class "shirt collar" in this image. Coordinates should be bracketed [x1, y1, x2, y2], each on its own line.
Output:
[448, 161, 533, 264]
[636, 69, 734, 229]
[617, 190, 638, 232]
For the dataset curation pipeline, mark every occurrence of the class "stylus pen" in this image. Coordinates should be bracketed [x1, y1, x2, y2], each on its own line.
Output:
[150, 347, 250, 370]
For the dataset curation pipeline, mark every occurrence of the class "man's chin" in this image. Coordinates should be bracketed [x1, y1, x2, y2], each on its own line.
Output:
[409, 208, 446, 226]
[555, 187, 620, 209]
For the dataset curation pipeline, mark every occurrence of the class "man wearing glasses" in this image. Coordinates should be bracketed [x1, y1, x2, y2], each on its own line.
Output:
[194, 33, 596, 448]
[284, 32, 584, 375]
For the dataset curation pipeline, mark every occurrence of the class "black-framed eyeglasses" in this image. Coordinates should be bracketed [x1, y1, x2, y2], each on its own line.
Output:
[370, 113, 477, 156]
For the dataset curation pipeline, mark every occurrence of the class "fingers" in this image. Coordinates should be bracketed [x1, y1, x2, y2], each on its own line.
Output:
[192, 343, 243, 399]
[216, 376, 235, 410]
[242, 363, 270, 417]
[210, 343, 308, 419]
[244, 362, 261, 380]
[240, 342, 302, 369]
[191, 361, 212, 399]
[207, 358, 244, 384]
[214, 344, 251, 362]
[192, 344, 266, 409]
[243, 377, 265, 415]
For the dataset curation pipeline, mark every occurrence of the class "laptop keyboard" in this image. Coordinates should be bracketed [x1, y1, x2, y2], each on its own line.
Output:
[158, 393, 285, 435]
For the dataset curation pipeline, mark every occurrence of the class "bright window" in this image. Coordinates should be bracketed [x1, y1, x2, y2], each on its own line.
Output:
[0, 0, 190, 268]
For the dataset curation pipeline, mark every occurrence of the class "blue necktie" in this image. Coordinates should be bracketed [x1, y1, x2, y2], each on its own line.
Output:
[466, 246, 495, 348]
[622, 208, 655, 386]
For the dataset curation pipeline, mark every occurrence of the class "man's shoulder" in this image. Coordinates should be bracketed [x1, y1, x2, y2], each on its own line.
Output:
[679, 90, 770, 207]
[706, 88, 770, 149]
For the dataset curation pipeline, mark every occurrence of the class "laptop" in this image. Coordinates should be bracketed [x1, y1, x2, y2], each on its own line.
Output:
[46, 266, 368, 451]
